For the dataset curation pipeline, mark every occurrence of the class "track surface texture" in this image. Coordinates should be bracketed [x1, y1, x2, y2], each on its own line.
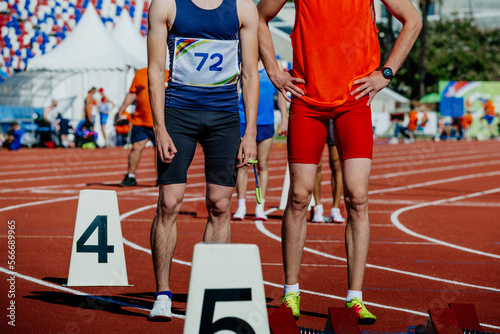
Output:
[1, 139, 499, 333]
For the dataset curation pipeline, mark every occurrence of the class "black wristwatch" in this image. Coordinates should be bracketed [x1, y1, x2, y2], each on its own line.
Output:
[381, 67, 394, 80]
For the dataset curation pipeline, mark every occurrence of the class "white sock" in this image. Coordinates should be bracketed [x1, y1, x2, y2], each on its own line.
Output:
[238, 199, 246, 209]
[283, 283, 299, 296]
[346, 290, 362, 302]
[128, 173, 135, 178]
[256, 199, 265, 210]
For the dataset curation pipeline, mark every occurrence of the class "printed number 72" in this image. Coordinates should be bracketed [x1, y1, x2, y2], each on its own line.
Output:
[194, 53, 223, 72]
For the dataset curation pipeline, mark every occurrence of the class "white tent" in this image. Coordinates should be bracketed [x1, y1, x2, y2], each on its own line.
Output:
[27, 3, 143, 123]
[112, 10, 148, 69]
[29, 3, 143, 71]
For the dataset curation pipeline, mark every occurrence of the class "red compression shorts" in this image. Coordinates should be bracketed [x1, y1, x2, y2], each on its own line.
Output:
[288, 95, 373, 164]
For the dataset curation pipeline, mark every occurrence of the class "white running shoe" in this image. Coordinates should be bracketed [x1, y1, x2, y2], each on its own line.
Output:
[255, 204, 267, 221]
[149, 295, 172, 321]
[312, 204, 324, 223]
[331, 208, 345, 223]
[232, 206, 246, 220]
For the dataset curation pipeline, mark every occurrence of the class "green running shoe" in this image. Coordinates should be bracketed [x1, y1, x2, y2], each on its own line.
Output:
[345, 297, 377, 324]
[281, 291, 301, 320]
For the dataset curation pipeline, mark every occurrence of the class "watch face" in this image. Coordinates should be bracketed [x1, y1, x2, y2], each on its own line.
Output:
[383, 67, 393, 79]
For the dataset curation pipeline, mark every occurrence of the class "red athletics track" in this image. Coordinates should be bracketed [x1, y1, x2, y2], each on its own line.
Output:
[1, 139, 499, 333]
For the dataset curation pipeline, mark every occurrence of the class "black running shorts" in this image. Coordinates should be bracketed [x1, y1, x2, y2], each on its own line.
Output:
[157, 107, 241, 186]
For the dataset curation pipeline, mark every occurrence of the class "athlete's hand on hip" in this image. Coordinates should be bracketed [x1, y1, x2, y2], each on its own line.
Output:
[237, 134, 257, 168]
[351, 71, 391, 106]
[155, 129, 177, 163]
[270, 70, 305, 103]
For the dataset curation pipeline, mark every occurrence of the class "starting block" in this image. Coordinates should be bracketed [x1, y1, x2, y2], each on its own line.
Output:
[448, 303, 482, 331]
[414, 304, 488, 334]
[327, 307, 361, 334]
[268, 307, 300, 334]
[183, 243, 270, 334]
[428, 308, 463, 334]
[66, 190, 130, 286]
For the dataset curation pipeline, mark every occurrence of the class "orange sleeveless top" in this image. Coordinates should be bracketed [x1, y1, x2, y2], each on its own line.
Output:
[290, 0, 380, 107]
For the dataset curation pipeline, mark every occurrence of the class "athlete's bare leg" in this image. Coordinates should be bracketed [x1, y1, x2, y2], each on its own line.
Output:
[101, 124, 107, 146]
[128, 138, 148, 174]
[236, 166, 248, 200]
[282, 162, 317, 285]
[256, 137, 273, 198]
[328, 144, 343, 209]
[204, 183, 235, 242]
[313, 159, 323, 205]
[151, 183, 186, 292]
[341, 158, 371, 291]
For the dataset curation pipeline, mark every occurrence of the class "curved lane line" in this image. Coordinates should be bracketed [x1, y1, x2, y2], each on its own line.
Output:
[390, 187, 500, 259]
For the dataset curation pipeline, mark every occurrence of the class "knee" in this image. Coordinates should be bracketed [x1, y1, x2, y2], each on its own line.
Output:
[257, 161, 269, 173]
[344, 191, 368, 214]
[157, 195, 182, 217]
[288, 187, 312, 212]
[131, 142, 145, 153]
[207, 196, 231, 217]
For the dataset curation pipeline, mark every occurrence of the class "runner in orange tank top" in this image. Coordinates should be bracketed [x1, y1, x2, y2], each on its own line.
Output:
[258, 0, 422, 324]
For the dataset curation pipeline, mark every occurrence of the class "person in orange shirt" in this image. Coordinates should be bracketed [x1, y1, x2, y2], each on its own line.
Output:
[460, 110, 473, 141]
[258, 0, 421, 323]
[117, 67, 168, 186]
[407, 104, 419, 142]
[481, 99, 496, 138]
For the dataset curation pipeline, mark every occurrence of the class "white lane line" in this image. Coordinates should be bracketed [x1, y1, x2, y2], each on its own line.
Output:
[390, 187, 500, 259]
[371, 159, 500, 180]
[0, 195, 79, 213]
[368, 170, 500, 195]
[255, 211, 500, 292]
[373, 152, 500, 169]
[0, 267, 185, 319]
[261, 263, 346, 267]
[306, 240, 435, 245]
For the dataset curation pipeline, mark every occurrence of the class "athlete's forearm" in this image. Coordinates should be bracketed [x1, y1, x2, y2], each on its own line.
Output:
[148, 62, 166, 124]
[117, 93, 136, 116]
[381, 0, 422, 74]
[241, 72, 259, 136]
[257, 0, 286, 79]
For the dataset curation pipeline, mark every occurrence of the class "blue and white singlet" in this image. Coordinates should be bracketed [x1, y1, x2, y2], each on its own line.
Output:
[166, 0, 240, 112]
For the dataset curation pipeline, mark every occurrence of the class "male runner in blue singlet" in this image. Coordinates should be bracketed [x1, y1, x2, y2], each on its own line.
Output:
[147, 0, 259, 321]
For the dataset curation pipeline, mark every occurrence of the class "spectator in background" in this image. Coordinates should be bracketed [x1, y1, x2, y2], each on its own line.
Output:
[117, 67, 168, 187]
[55, 113, 74, 148]
[460, 109, 473, 141]
[43, 99, 59, 124]
[84, 87, 97, 126]
[406, 104, 419, 142]
[98, 88, 116, 147]
[3, 121, 25, 151]
[417, 104, 428, 132]
[481, 98, 496, 138]
[80, 121, 97, 149]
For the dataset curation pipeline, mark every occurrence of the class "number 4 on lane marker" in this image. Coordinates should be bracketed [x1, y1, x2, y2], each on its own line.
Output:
[66, 190, 130, 287]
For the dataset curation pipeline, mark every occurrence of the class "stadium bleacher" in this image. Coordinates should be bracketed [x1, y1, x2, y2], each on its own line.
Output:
[0, 0, 149, 76]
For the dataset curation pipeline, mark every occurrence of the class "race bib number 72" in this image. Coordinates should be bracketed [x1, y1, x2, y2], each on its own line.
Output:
[172, 37, 240, 87]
